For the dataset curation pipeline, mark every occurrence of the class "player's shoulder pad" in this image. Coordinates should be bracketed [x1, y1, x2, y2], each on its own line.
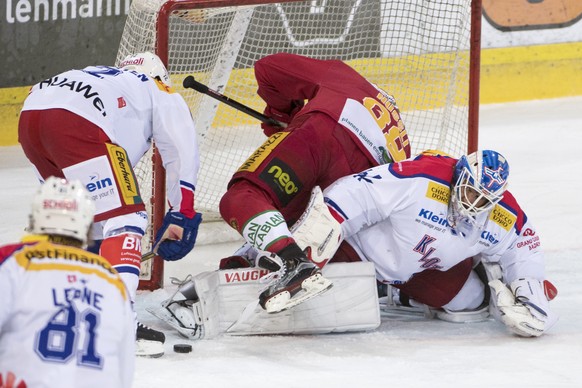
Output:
[0, 243, 28, 267]
[491, 190, 527, 235]
[388, 152, 456, 186]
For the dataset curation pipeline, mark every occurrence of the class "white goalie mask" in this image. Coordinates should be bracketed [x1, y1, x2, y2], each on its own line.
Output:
[120, 51, 172, 87]
[448, 150, 510, 237]
[30, 177, 96, 244]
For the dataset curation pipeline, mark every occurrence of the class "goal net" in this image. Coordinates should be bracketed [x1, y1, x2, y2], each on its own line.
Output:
[117, 0, 481, 289]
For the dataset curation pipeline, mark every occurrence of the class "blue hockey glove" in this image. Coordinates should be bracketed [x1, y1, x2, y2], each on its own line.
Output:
[154, 212, 202, 261]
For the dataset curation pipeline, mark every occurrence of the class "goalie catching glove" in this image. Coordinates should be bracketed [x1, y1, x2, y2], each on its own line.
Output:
[154, 211, 202, 261]
[489, 278, 558, 337]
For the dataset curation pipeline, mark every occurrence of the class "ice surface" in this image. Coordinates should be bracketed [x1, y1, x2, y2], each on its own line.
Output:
[1, 97, 581, 387]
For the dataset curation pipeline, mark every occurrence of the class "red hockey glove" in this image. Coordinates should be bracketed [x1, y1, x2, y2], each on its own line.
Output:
[261, 100, 304, 136]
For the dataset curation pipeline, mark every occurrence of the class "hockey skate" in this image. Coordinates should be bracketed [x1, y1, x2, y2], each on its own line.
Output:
[258, 245, 333, 314]
[135, 321, 166, 358]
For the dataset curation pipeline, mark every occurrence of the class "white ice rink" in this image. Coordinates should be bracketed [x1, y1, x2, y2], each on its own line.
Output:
[1, 97, 581, 387]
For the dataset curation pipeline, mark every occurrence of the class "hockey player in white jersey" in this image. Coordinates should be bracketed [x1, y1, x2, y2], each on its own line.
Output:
[153, 150, 557, 339]
[323, 150, 558, 337]
[18, 52, 202, 356]
[0, 177, 134, 388]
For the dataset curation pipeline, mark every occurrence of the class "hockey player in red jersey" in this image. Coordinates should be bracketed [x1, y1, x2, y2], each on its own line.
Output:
[18, 52, 202, 356]
[219, 53, 411, 312]
[0, 177, 135, 387]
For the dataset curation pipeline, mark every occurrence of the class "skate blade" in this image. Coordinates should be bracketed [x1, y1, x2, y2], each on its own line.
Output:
[265, 273, 333, 313]
[136, 339, 164, 358]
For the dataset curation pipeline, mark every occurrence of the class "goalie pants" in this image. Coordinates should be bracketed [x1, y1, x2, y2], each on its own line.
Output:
[334, 242, 475, 308]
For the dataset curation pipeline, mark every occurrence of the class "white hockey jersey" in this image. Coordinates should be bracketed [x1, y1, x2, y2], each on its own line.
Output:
[0, 236, 135, 388]
[323, 154, 546, 286]
[21, 66, 200, 214]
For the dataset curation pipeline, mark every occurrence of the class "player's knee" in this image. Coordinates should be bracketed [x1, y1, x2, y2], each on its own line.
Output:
[102, 211, 148, 238]
[443, 270, 485, 311]
[98, 212, 147, 269]
[220, 180, 270, 230]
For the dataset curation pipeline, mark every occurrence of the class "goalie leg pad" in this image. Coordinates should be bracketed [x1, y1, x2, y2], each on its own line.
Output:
[150, 262, 380, 338]
[226, 262, 379, 335]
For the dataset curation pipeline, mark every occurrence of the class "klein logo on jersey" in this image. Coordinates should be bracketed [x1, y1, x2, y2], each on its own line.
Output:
[426, 181, 450, 205]
[489, 204, 516, 231]
[418, 208, 449, 227]
[86, 174, 113, 192]
[222, 269, 271, 283]
[481, 230, 499, 245]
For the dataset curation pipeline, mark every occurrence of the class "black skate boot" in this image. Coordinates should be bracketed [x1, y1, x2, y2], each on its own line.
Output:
[136, 321, 166, 358]
[258, 244, 332, 313]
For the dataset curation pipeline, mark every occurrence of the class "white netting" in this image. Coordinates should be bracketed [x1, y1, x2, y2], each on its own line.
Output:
[117, 0, 477, 284]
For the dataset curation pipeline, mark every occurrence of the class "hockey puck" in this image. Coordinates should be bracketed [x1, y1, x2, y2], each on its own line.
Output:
[173, 344, 193, 353]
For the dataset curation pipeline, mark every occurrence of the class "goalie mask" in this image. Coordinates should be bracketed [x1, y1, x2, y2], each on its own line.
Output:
[448, 150, 509, 237]
[120, 51, 172, 87]
[30, 177, 96, 244]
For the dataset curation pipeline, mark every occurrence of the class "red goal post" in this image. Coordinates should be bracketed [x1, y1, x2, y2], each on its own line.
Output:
[117, 0, 482, 290]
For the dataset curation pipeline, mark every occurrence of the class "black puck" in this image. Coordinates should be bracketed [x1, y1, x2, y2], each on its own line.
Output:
[173, 343, 193, 353]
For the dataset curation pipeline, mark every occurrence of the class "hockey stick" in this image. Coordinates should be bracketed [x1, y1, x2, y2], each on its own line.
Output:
[182, 75, 287, 128]
[141, 251, 155, 262]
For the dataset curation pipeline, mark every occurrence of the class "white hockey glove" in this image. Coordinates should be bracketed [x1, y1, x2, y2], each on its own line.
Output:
[489, 278, 558, 337]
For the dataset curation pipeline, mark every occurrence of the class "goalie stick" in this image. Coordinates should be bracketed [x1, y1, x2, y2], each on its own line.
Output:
[182, 75, 286, 129]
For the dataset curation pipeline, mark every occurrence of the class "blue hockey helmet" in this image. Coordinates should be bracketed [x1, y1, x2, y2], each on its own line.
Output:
[450, 150, 510, 219]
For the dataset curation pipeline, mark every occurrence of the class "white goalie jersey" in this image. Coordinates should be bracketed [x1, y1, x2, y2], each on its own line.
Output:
[324, 154, 547, 287]
[323, 153, 558, 335]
